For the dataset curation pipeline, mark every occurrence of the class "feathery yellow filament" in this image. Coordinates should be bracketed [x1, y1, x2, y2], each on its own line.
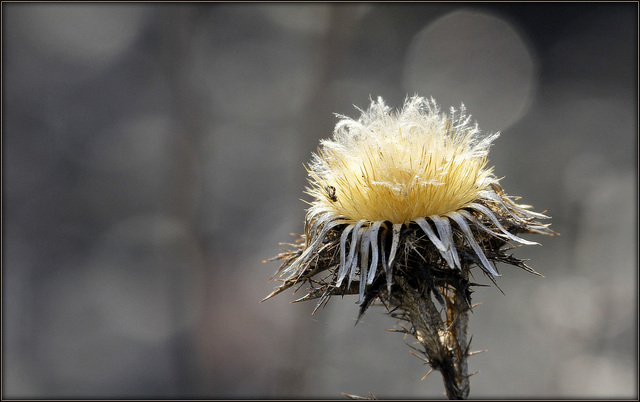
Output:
[307, 98, 496, 224]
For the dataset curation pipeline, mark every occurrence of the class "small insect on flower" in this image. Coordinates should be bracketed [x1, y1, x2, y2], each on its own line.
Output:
[264, 95, 553, 316]
[325, 185, 338, 202]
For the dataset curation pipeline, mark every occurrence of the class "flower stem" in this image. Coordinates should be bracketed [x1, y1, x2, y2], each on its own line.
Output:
[394, 275, 471, 399]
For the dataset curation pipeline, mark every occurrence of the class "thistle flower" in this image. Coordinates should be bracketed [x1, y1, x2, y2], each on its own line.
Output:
[265, 95, 553, 399]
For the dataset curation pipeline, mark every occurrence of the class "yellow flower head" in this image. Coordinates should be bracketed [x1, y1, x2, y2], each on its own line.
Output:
[307, 96, 497, 223]
[266, 95, 552, 308]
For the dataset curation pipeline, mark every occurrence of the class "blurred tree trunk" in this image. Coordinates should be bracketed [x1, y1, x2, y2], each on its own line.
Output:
[157, 5, 210, 397]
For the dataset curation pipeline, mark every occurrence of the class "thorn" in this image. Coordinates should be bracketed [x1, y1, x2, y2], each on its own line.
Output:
[291, 295, 311, 303]
[468, 349, 488, 356]
[471, 302, 483, 308]
[260, 289, 281, 303]
[421, 368, 434, 380]
[465, 370, 480, 379]
[408, 350, 430, 364]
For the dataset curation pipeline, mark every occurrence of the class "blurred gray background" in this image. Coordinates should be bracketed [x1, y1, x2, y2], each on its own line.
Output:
[2, 3, 637, 399]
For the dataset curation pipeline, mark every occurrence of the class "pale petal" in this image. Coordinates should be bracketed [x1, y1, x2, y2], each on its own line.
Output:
[415, 217, 447, 252]
[357, 228, 371, 303]
[430, 215, 460, 269]
[338, 223, 355, 285]
[467, 203, 539, 245]
[387, 223, 403, 272]
[337, 220, 366, 287]
[367, 220, 383, 284]
[448, 212, 499, 276]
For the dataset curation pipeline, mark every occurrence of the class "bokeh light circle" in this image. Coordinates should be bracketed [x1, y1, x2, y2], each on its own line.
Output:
[403, 10, 537, 131]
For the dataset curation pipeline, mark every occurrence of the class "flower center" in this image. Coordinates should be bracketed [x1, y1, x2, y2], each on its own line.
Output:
[311, 142, 492, 224]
